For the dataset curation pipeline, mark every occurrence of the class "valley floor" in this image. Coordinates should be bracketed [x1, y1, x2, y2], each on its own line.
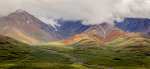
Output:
[1, 41, 150, 69]
[48, 49, 113, 69]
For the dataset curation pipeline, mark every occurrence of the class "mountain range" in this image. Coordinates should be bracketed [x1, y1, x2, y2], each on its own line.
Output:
[65, 23, 126, 44]
[0, 9, 150, 69]
[115, 18, 150, 35]
[49, 20, 90, 38]
[0, 9, 149, 45]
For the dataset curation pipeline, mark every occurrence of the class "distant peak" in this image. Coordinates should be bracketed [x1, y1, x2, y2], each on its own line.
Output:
[100, 23, 112, 27]
[15, 9, 26, 13]
[101, 23, 109, 25]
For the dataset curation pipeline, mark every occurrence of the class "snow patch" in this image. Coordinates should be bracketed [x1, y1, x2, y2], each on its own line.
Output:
[38, 17, 61, 31]
[27, 20, 30, 24]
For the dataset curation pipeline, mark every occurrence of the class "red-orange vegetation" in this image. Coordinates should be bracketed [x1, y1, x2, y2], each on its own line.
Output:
[64, 34, 87, 44]
[104, 30, 126, 41]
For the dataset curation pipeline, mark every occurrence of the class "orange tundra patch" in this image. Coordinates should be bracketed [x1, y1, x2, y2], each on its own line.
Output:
[103, 30, 126, 41]
[64, 34, 87, 44]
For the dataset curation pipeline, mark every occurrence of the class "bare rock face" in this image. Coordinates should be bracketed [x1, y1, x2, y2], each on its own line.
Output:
[115, 18, 150, 35]
[0, 9, 61, 44]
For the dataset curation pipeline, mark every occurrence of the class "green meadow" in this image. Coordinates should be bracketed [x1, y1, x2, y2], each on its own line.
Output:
[1, 35, 150, 69]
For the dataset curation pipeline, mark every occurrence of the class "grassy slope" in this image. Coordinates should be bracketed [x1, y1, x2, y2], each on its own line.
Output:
[36, 42, 100, 69]
[106, 33, 150, 55]
[67, 33, 150, 69]
[0, 35, 78, 69]
[1, 33, 150, 69]
[3, 28, 40, 44]
[0, 35, 31, 61]
[35, 34, 150, 69]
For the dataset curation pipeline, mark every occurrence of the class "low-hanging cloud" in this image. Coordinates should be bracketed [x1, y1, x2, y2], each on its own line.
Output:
[0, 0, 150, 25]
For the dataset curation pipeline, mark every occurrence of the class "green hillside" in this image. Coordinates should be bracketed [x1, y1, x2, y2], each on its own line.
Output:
[63, 33, 150, 69]
[106, 33, 150, 55]
[0, 35, 31, 61]
[1, 33, 150, 69]
[0, 35, 78, 69]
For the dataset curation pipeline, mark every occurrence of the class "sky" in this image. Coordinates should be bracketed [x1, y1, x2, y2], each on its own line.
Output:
[0, 0, 150, 25]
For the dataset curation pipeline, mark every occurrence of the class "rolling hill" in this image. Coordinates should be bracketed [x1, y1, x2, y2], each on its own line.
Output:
[0, 35, 31, 61]
[0, 35, 79, 69]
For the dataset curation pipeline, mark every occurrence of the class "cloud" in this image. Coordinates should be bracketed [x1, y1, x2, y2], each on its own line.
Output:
[0, 0, 150, 25]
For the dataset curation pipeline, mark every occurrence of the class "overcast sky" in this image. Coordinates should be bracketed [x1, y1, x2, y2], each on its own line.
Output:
[0, 0, 150, 25]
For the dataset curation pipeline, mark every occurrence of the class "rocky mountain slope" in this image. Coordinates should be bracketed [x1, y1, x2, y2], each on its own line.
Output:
[0, 9, 61, 44]
[115, 18, 150, 35]
[47, 17, 150, 41]
[0, 10, 150, 45]
[49, 20, 90, 38]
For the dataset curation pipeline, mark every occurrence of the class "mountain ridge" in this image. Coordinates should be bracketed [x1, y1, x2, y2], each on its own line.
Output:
[115, 18, 150, 35]
[0, 10, 61, 44]
[65, 23, 126, 44]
